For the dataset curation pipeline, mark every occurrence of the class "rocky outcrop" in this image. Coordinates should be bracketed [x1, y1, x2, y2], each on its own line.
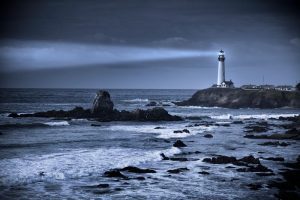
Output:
[92, 90, 114, 114]
[175, 88, 300, 108]
[9, 90, 182, 122]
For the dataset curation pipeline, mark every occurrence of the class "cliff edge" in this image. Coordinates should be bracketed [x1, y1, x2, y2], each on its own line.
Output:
[175, 88, 300, 109]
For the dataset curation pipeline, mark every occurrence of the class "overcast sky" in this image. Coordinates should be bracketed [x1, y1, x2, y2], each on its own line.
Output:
[0, 0, 299, 89]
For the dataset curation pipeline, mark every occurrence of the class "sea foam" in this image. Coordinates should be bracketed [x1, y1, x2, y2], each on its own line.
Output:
[0, 147, 180, 185]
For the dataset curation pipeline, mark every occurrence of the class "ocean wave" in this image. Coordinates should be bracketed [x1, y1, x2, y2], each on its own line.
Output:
[0, 121, 69, 129]
[178, 106, 222, 109]
[103, 123, 214, 139]
[122, 98, 149, 103]
[211, 113, 299, 120]
[0, 147, 180, 185]
[43, 121, 70, 126]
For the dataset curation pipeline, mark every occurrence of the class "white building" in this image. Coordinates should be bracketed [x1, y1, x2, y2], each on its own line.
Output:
[216, 50, 234, 88]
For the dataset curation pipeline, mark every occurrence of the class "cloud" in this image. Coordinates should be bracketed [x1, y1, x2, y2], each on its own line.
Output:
[290, 38, 300, 47]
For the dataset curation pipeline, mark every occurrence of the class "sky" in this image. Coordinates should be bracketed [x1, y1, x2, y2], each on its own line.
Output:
[0, 0, 299, 89]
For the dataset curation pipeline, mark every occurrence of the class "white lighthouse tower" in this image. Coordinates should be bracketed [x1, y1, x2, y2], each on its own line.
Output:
[215, 50, 234, 88]
[217, 50, 225, 86]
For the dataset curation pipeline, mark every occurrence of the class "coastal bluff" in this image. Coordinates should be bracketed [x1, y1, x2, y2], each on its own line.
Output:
[175, 88, 300, 109]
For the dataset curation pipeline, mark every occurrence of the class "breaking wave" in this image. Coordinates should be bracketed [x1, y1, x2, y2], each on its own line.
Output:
[122, 98, 149, 103]
[0, 121, 69, 129]
[0, 147, 180, 185]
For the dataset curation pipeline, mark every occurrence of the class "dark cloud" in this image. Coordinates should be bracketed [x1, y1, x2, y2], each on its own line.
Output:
[0, 0, 299, 88]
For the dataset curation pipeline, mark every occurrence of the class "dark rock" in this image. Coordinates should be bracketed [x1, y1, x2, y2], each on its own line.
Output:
[135, 176, 146, 181]
[244, 125, 269, 133]
[203, 134, 213, 138]
[96, 184, 110, 188]
[232, 121, 244, 124]
[92, 90, 114, 114]
[8, 113, 19, 118]
[91, 124, 102, 127]
[160, 153, 169, 160]
[146, 101, 157, 106]
[203, 155, 237, 164]
[104, 170, 128, 179]
[237, 164, 272, 172]
[256, 172, 275, 176]
[246, 183, 262, 190]
[39, 172, 45, 176]
[14, 91, 182, 122]
[120, 166, 156, 173]
[258, 141, 290, 146]
[173, 130, 183, 133]
[173, 140, 187, 148]
[167, 167, 189, 174]
[154, 126, 165, 129]
[221, 123, 230, 127]
[238, 155, 260, 164]
[286, 128, 300, 135]
[244, 133, 300, 140]
[198, 171, 210, 175]
[169, 157, 188, 162]
[175, 88, 300, 108]
[263, 157, 285, 162]
[182, 129, 190, 133]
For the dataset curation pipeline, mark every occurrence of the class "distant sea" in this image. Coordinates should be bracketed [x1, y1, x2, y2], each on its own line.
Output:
[0, 88, 299, 199]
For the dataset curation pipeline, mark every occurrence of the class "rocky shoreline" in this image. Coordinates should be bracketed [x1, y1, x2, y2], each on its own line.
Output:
[175, 88, 300, 108]
[8, 90, 181, 122]
[85, 115, 300, 198]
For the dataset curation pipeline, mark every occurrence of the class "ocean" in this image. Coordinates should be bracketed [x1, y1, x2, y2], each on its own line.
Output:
[0, 88, 299, 199]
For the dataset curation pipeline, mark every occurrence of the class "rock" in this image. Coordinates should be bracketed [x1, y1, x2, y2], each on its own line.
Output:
[92, 90, 114, 114]
[182, 129, 190, 133]
[39, 172, 45, 176]
[203, 155, 237, 164]
[120, 166, 156, 173]
[135, 176, 146, 181]
[286, 128, 300, 135]
[173, 140, 187, 148]
[146, 101, 157, 106]
[91, 124, 102, 127]
[244, 133, 300, 140]
[198, 171, 210, 175]
[237, 164, 272, 172]
[175, 88, 300, 108]
[268, 158, 300, 200]
[232, 121, 244, 124]
[263, 157, 285, 162]
[15, 91, 182, 122]
[104, 170, 128, 179]
[246, 183, 262, 190]
[239, 155, 260, 165]
[96, 184, 110, 188]
[8, 113, 19, 118]
[167, 167, 189, 174]
[173, 130, 183, 133]
[244, 125, 269, 133]
[256, 172, 275, 176]
[169, 157, 188, 162]
[258, 141, 289, 146]
[154, 127, 165, 129]
[204, 134, 213, 138]
[160, 153, 169, 160]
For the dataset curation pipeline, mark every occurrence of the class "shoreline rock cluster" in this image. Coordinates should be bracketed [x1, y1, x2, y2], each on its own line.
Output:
[8, 90, 181, 122]
[175, 88, 300, 108]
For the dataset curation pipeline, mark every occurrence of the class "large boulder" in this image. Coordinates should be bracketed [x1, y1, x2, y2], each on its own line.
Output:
[92, 90, 114, 114]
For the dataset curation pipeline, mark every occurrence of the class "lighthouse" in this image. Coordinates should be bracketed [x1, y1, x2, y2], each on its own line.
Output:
[215, 50, 234, 88]
[217, 50, 225, 86]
